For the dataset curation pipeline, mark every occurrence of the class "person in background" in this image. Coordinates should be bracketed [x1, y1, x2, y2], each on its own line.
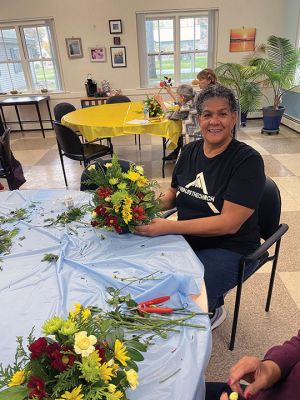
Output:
[135, 85, 265, 329]
[196, 68, 218, 90]
[155, 84, 200, 161]
[205, 329, 300, 400]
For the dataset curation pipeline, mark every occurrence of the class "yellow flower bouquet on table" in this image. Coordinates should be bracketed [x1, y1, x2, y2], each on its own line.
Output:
[87, 155, 161, 233]
[143, 96, 164, 118]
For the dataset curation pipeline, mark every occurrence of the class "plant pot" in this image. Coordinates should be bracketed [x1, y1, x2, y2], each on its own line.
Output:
[240, 111, 248, 127]
[261, 106, 285, 135]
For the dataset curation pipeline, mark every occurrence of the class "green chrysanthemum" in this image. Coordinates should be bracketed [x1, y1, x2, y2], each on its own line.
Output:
[59, 319, 78, 335]
[42, 316, 64, 335]
[79, 351, 101, 382]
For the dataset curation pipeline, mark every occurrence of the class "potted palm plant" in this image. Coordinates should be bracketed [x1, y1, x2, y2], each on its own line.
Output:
[215, 63, 262, 126]
[248, 35, 300, 134]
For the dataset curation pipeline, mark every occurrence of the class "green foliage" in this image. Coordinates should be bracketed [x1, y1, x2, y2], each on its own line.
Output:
[44, 206, 87, 227]
[41, 253, 59, 263]
[144, 96, 164, 117]
[0, 227, 20, 256]
[247, 35, 300, 108]
[215, 63, 263, 114]
[0, 208, 30, 224]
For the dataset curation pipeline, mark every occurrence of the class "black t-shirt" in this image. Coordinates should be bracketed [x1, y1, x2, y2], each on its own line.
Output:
[171, 139, 266, 255]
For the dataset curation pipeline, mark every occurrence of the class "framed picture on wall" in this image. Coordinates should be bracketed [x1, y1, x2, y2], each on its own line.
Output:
[65, 38, 83, 59]
[109, 20, 122, 34]
[89, 47, 106, 62]
[113, 37, 121, 45]
[110, 46, 127, 68]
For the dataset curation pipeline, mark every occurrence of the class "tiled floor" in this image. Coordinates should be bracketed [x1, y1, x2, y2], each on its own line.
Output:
[1, 120, 300, 379]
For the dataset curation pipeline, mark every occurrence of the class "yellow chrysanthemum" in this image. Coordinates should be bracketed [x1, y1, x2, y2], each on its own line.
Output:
[92, 211, 97, 218]
[59, 320, 77, 336]
[88, 164, 96, 171]
[42, 316, 64, 335]
[122, 197, 133, 224]
[73, 303, 81, 315]
[114, 339, 130, 366]
[125, 369, 138, 390]
[74, 331, 97, 357]
[79, 350, 101, 382]
[104, 162, 112, 168]
[125, 171, 140, 182]
[81, 308, 91, 321]
[108, 390, 124, 400]
[109, 178, 119, 185]
[108, 384, 117, 393]
[57, 384, 84, 400]
[135, 165, 144, 175]
[229, 393, 239, 400]
[8, 370, 25, 387]
[99, 361, 113, 383]
[137, 175, 148, 187]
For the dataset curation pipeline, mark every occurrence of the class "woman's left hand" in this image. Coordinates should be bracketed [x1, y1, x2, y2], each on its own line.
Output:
[134, 218, 175, 237]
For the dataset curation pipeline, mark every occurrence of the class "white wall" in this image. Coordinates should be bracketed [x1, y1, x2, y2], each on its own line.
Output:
[1, 0, 285, 101]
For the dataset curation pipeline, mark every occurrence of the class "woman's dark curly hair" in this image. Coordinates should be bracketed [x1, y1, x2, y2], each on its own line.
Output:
[196, 84, 238, 115]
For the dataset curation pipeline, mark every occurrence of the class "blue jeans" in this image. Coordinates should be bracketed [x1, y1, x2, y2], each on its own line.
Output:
[194, 248, 258, 312]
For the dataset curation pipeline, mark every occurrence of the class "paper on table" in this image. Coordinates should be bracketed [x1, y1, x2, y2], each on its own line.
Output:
[126, 119, 150, 124]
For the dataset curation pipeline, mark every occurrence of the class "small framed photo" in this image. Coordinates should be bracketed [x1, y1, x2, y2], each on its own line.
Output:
[113, 36, 121, 45]
[89, 47, 106, 62]
[109, 20, 122, 34]
[110, 46, 127, 68]
[65, 38, 83, 59]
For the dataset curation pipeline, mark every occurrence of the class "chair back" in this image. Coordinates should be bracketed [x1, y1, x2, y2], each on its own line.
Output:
[258, 177, 281, 240]
[106, 95, 131, 104]
[0, 128, 12, 173]
[53, 121, 83, 156]
[80, 158, 132, 191]
[0, 114, 5, 136]
[54, 102, 76, 122]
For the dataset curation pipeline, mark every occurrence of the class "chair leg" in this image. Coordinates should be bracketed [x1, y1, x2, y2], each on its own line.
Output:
[138, 135, 141, 151]
[229, 262, 245, 351]
[162, 138, 166, 178]
[265, 239, 281, 312]
[58, 147, 68, 187]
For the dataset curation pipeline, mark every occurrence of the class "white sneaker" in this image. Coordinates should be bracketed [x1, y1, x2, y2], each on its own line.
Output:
[210, 306, 227, 330]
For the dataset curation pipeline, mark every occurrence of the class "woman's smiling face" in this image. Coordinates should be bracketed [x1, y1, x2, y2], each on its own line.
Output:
[199, 97, 237, 148]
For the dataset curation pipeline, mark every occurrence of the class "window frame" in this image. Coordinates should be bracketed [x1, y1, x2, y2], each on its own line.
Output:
[0, 18, 62, 93]
[136, 9, 218, 88]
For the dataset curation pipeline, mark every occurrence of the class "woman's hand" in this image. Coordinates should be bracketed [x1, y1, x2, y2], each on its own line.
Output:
[227, 356, 281, 398]
[134, 218, 176, 237]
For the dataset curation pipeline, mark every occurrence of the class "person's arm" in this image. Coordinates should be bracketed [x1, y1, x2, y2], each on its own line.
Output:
[163, 85, 177, 102]
[154, 94, 167, 111]
[134, 199, 254, 237]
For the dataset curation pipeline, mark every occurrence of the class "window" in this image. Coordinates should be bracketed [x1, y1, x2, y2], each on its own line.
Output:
[137, 10, 217, 87]
[0, 19, 62, 93]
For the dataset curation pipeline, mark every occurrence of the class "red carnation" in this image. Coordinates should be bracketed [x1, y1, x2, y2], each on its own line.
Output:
[51, 349, 76, 371]
[132, 205, 147, 221]
[96, 187, 113, 199]
[28, 337, 48, 359]
[95, 204, 109, 216]
[105, 215, 119, 228]
[27, 376, 46, 399]
[159, 81, 166, 87]
[137, 192, 145, 199]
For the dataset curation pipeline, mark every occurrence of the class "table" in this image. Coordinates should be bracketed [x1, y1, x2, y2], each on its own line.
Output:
[0, 189, 211, 400]
[61, 101, 182, 148]
[0, 95, 53, 138]
[80, 96, 109, 107]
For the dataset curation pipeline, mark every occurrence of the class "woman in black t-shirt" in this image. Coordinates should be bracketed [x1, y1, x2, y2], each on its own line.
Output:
[135, 85, 265, 329]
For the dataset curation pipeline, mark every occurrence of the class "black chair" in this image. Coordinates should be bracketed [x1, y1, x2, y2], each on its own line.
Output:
[163, 177, 289, 350]
[0, 128, 12, 183]
[80, 158, 133, 191]
[53, 102, 76, 122]
[106, 95, 141, 149]
[53, 121, 113, 187]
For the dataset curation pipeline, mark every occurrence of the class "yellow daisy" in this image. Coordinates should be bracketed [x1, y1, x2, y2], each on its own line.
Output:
[99, 361, 113, 383]
[56, 385, 84, 400]
[114, 339, 130, 366]
[8, 370, 25, 387]
[81, 308, 91, 321]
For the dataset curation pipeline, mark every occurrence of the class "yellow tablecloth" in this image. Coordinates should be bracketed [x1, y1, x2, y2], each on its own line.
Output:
[61, 101, 182, 148]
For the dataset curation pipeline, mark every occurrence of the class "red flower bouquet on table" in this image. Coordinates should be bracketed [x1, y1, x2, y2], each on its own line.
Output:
[87, 155, 161, 233]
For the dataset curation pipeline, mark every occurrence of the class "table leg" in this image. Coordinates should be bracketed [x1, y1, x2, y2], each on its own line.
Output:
[15, 105, 23, 131]
[0, 106, 6, 128]
[46, 100, 53, 129]
[35, 103, 45, 138]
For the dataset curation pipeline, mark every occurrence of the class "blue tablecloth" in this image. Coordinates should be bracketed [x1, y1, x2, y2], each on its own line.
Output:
[0, 189, 211, 400]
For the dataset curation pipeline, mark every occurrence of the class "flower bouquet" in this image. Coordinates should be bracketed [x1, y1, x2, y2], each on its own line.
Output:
[143, 96, 164, 118]
[0, 303, 143, 400]
[87, 155, 161, 233]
